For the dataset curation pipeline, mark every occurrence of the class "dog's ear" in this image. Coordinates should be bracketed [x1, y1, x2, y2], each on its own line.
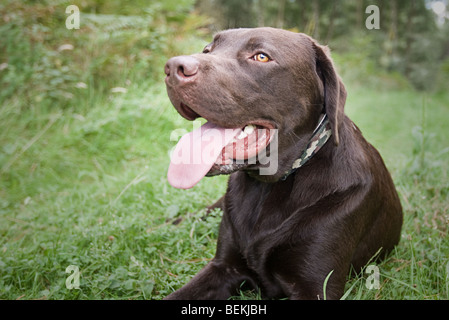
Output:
[311, 41, 346, 146]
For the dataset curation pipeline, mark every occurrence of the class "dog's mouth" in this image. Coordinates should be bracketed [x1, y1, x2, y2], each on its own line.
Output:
[167, 102, 276, 189]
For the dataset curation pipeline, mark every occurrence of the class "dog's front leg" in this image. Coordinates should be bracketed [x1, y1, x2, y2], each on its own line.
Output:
[164, 259, 251, 300]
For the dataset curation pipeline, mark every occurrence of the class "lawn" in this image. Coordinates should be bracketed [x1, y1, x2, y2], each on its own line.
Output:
[343, 87, 449, 300]
[1, 75, 448, 299]
[1, 2, 448, 299]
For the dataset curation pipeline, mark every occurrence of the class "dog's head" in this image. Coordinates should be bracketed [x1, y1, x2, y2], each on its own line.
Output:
[165, 27, 346, 188]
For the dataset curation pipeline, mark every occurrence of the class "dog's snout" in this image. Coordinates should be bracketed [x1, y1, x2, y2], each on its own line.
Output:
[165, 56, 200, 85]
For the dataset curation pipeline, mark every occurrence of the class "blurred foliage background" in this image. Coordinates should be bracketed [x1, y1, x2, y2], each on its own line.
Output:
[0, 0, 207, 111]
[199, 0, 449, 91]
[1, 0, 448, 110]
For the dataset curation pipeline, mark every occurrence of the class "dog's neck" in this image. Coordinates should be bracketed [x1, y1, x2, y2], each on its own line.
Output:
[280, 113, 332, 181]
[244, 112, 332, 183]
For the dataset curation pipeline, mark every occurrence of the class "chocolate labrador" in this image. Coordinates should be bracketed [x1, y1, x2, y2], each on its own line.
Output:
[163, 27, 403, 300]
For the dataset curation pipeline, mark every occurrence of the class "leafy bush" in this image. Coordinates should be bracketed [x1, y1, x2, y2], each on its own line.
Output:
[0, 0, 206, 112]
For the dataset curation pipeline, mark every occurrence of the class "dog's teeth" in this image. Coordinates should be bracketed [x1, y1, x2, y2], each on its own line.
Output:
[237, 131, 248, 140]
[244, 124, 255, 135]
[236, 125, 256, 140]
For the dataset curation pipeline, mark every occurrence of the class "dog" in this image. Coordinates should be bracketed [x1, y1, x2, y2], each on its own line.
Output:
[163, 27, 403, 300]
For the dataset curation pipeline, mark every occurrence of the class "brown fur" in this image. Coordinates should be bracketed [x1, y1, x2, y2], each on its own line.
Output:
[164, 28, 403, 300]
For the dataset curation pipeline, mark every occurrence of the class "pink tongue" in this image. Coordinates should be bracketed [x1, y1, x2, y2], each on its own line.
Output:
[167, 122, 241, 189]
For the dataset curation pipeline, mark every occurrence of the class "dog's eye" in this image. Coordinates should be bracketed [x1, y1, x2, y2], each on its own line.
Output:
[252, 53, 271, 63]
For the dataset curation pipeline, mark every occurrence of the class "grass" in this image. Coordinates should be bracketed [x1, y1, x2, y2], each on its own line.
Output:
[344, 88, 449, 300]
[0, 80, 224, 299]
[1, 78, 448, 300]
[0, 3, 448, 299]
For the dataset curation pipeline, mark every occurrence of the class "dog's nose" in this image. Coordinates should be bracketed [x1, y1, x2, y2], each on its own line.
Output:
[165, 56, 200, 85]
